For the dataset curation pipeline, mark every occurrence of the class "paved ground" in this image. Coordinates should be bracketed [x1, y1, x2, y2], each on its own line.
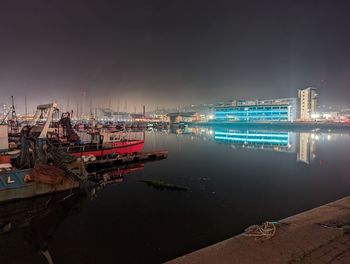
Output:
[167, 197, 350, 264]
[290, 234, 350, 263]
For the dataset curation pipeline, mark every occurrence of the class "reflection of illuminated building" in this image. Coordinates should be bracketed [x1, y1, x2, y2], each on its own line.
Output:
[297, 133, 316, 164]
[214, 130, 296, 152]
[186, 127, 323, 164]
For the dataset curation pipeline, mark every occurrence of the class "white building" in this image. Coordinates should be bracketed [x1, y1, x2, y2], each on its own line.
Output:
[216, 97, 298, 122]
[298, 87, 318, 120]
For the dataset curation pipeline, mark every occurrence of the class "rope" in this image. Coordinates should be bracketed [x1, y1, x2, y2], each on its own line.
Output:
[243, 221, 276, 240]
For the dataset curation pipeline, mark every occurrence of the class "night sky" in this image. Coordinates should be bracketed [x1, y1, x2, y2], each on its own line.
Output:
[0, 0, 349, 112]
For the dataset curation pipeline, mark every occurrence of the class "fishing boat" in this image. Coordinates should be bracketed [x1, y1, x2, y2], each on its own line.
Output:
[36, 104, 146, 158]
[0, 133, 86, 203]
[63, 130, 145, 158]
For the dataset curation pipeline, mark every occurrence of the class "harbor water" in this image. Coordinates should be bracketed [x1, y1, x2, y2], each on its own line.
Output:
[1, 126, 350, 263]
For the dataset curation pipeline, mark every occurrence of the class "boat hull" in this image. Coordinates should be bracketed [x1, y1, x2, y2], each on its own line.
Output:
[67, 140, 145, 157]
[0, 169, 79, 203]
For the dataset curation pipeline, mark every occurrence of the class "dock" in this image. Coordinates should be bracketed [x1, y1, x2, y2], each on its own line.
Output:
[84, 150, 168, 172]
[0, 150, 168, 203]
[167, 196, 350, 264]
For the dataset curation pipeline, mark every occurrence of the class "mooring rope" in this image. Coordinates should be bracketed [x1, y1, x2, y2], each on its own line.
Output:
[243, 221, 276, 240]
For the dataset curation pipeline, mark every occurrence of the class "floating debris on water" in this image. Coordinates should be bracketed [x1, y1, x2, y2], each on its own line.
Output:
[141, 180, 189, 191]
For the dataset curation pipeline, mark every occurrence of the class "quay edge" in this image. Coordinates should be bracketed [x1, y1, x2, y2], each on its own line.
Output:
[166, 196, 350, 264]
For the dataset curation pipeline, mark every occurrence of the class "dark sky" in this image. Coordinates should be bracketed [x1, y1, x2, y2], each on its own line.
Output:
[0, 0, 349, 112]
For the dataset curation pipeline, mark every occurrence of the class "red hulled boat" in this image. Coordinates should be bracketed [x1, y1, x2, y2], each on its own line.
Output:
[48, 111, 145, 158]
[65, 139, 145, 157]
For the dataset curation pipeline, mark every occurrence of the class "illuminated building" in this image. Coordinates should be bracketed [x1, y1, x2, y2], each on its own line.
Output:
[0, 103, 12, 117]
[95, 108, 130, 121]
[215, 98, 297, 122]
[167, 112, 201, 124]
[298, 87, 318, 120]
[215, 104, 290, 121]
[297, 133, 316, 164]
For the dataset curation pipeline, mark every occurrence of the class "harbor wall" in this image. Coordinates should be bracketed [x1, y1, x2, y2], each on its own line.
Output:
[167, 196, 350, 264]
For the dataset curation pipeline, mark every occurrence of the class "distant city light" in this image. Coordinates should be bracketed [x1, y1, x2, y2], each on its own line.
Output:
[311, 113, 320, 119]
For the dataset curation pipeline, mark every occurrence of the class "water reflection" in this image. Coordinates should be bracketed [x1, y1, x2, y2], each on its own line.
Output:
[170, 127, 339, 165]
[214, 130, 293, 152]
[297, 132, 316, 164]
[1, 127, 349, 264]
[0, 165, 142, 264]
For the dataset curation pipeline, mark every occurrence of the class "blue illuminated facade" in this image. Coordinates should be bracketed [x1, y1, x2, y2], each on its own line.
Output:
[214, 130, 289, 146]
[215, 104, 291, 122]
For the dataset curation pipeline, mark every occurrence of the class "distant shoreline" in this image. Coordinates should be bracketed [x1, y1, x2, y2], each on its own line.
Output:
[191, 121, 350, 132]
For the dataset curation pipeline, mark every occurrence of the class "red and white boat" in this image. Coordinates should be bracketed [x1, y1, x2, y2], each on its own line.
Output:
[65, 131, 145, 157]
[55, 116, 145, 158]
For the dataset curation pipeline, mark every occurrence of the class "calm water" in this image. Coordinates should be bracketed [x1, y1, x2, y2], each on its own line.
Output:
[1, 126, 350, 263]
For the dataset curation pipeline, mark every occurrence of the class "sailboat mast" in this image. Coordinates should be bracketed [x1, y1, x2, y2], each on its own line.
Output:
[25, 96, 28, 124]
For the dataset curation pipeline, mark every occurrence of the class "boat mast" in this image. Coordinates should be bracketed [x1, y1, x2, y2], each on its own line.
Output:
[10, 96, 18, 134]
[25, 96, 28, 125]
[39, 102, 57, 138]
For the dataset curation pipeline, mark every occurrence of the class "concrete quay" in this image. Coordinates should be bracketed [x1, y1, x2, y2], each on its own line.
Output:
[167, 196, 350, 264]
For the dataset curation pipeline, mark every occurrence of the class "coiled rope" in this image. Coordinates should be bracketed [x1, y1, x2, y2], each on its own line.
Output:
[243, 221, 276, 240]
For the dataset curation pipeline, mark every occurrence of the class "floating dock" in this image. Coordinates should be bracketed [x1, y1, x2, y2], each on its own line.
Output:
[84, 150, 168, 172]
[0, 150, 168, 204]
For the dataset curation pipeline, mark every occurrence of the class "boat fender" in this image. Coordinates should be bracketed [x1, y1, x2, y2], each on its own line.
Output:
[24, 174, 34, 183]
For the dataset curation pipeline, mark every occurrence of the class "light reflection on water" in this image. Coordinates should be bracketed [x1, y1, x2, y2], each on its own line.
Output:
[1, 127, 350, 263]
[149, 126, 344, 165]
